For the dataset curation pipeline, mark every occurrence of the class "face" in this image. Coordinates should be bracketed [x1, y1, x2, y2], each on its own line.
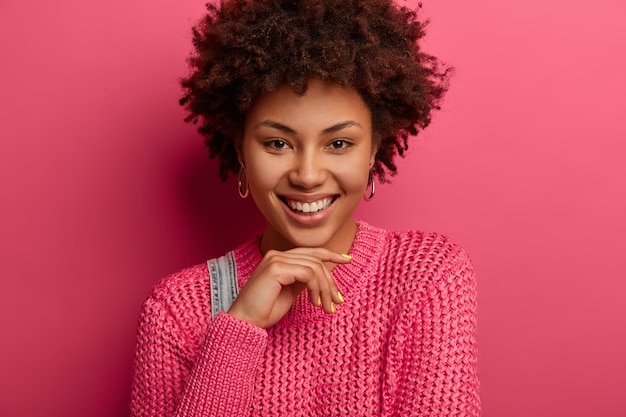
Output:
[240, 79, 376, 254]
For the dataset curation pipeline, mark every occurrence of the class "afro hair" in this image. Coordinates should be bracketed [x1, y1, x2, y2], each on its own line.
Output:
[180, 0, 452, 182]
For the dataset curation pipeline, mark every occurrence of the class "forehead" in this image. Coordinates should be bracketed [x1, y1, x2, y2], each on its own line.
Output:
[244, 79, 372, 132]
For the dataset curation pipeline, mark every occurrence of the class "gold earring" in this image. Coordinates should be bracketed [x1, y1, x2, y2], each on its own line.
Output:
[363, 171, 375, 201]
[238, 160, 249, 198]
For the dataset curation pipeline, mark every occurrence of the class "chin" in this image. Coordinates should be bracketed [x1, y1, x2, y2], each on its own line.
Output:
[284, 229, 335, 249]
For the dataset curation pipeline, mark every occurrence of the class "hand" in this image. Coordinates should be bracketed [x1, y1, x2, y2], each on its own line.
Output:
[227, 247, 351, 328]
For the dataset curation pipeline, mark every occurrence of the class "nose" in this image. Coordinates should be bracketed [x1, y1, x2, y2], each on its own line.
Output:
[288, 150, 327, 189]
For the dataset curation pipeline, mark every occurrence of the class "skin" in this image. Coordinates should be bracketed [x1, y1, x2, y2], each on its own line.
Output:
[228, 79, 376, 328]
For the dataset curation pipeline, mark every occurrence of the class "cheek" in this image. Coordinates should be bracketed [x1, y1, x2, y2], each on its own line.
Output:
[335, 163, 370, 192]
[245, 156, 285, 193]
[248, 166, 276, 193]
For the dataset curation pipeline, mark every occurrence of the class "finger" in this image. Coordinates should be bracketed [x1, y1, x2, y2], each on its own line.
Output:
[262, 251, 345, 313]
[282, 247, 353, 265]
[325, 272, 344, 305]
[308, 287, 322, 307]
[286, 253, 344, 310]
[319, 263, 344, 313]
[317, 264, 335, 314]
[269, 259, 335, 313]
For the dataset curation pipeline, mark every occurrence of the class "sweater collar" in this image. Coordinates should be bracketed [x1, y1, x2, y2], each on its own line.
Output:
[329, 219, 387, 300]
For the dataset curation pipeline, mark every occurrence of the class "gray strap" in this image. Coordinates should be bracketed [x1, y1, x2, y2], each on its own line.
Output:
[207, 251, 239, 320]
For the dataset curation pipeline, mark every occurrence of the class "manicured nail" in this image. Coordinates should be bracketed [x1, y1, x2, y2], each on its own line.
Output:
[331, 303, 335, 313]
[317, 296, 322, 306]
[337, 291, 345, 303]
[341, 253, 352, 259]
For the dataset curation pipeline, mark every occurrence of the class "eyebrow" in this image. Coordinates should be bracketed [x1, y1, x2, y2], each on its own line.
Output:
[254, 120, 362, 135]
[255, 120, 296, 134]
[321, 121, 362, 135]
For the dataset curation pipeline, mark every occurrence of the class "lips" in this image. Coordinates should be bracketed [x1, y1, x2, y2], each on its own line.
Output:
[281, 196, 336, 214]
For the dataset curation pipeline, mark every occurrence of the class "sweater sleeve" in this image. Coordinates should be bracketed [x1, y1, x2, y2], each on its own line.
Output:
[130, 292, 267, 417]
[382, 244, 480, 416]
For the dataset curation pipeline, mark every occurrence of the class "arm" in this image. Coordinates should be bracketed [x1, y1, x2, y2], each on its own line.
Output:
[131, 248, 351, 416]
[130, 294, 267, 417]
[382, 246, 480, 416]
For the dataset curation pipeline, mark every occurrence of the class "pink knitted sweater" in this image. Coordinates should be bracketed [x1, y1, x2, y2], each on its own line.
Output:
[131, 221, 479, 416]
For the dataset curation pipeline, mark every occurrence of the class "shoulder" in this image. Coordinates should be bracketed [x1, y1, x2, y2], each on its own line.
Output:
[133, 262, 214, 357]
[139, 263, 212, 328]
[367, 226, 478, 332]
[147, 262, 211, 305]
[138, 234, 261, 330]
[391, 230, 476, 308]
[388, 228, 472, 274]
[359, 220, 472, 272]
[359, 221, 474, 292]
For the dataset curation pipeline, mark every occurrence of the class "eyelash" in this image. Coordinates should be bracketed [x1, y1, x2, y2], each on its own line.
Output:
[263, 138, 352, 151]
[265, 139, 289, 150]
[327, 139, 351, 150]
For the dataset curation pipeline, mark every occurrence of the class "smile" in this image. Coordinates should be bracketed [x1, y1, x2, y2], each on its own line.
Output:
[282, 197, 335, 214]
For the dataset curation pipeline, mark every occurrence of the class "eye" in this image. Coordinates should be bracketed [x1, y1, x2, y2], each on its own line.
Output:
[265, 139, 289, 149]
[328, 139, 351, 150]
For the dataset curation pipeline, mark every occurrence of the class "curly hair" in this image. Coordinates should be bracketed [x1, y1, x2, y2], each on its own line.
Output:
[180, 0, 451, 182]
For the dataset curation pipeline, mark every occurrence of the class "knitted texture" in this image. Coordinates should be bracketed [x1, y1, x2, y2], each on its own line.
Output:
[131, 221, 480, 416]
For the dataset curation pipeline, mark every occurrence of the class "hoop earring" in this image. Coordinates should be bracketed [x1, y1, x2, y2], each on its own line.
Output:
[364, 171, 375, 201]
[238, 160, 249, 198]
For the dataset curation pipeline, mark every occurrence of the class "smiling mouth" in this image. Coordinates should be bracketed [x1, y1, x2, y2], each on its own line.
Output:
[280, 196, 337, 214]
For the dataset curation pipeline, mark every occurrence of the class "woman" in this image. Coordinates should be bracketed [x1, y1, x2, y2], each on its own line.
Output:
[131, 0, 479, 415]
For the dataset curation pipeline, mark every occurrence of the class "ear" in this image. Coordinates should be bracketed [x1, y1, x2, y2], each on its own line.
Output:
[235, 139, 244, 163]
[369, 141, 378, 169]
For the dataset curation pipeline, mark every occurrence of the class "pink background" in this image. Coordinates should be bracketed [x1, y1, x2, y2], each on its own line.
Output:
[1, 0, 625, 416]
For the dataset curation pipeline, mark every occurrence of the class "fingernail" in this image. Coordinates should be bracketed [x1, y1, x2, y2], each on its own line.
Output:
[331, 302, 335, 313]
[341, 253, 352, 259]
[337, 291, 345, 303]
[317, 296, 322, 306]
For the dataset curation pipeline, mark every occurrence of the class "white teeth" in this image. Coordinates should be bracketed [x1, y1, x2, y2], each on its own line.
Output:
[286, 198, 332, 214]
